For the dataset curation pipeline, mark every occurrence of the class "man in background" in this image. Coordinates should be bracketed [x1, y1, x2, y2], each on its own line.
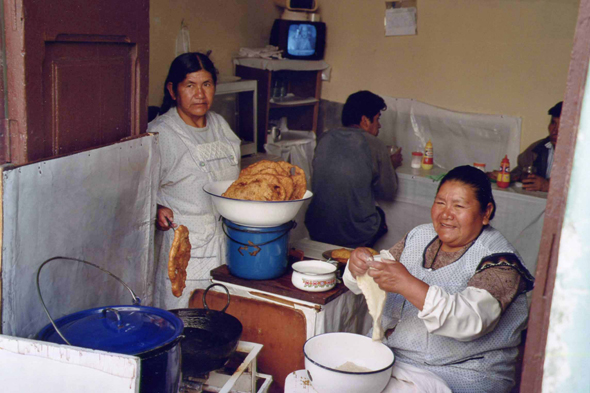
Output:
[489, 101, 562, 192]
[305, 90, 402, 248]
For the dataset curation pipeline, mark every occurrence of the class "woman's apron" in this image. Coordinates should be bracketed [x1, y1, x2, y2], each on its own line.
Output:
[153, 111, 240, 310]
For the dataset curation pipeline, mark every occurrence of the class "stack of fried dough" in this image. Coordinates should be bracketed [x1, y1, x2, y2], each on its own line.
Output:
[222, 160, 307, 201]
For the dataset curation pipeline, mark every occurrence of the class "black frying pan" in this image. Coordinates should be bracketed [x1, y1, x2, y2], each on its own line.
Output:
[170, 284, 243, 377]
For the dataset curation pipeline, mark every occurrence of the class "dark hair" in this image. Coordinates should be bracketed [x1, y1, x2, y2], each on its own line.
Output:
[437, 165, 496, 221]
[341, 91, 387, 127]
[159, 52, 218, 115]
[548, 101, 563, 118]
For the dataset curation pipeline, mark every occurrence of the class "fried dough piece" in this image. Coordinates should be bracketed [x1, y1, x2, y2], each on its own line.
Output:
[274, 174, 295, 200]
[367, 248, 379, 256]
[331, 248, 352, 262]
[223, 174, 287, 201]
[247, 160, 295, 201]
[168, 225, 191, 298]
[240, 160, 289, 177]
[331, 247, 378, 263]
[290, 166, 307, 200]
[277, 161, 294, 175]
[276, 161, 307, 200]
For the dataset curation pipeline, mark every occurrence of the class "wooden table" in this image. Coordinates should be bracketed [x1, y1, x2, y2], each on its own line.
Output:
[209, 264, 348, 305]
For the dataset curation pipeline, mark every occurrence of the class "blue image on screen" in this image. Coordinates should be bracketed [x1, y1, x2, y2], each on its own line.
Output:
[287, 24, 317, 57]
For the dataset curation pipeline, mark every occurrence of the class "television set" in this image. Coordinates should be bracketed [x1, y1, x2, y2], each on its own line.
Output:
[270, 19, 326, 61]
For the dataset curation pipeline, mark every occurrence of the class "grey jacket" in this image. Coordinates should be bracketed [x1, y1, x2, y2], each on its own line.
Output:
[305, 127, 397, 247]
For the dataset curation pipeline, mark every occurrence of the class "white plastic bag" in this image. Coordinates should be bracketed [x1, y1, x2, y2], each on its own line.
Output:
[176, 20, 191, 56]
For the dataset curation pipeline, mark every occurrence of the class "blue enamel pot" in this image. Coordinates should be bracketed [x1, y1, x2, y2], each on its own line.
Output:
[35, 257, 184, 393]
[223, 218, 295, 280]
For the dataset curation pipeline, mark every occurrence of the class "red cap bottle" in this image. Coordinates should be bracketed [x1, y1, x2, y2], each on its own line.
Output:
[496, 155, 510, 188]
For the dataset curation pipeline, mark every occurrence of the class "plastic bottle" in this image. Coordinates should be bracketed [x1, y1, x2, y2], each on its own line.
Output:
[411, 152, 423, 169]
[474, 162, 486, 172]
[272, 79, 280, 99]
[496, 155, 511, 188]
[421, 139, 434, 170]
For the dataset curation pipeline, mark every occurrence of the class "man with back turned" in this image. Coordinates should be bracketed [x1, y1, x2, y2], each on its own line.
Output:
[305, 91, 401, 248]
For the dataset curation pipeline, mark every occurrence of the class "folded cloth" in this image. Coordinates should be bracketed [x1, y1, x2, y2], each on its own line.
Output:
[380, 249, 395, 260]
[383, 361, 452, 393]
[427, 173, 447, 182]
[238, 45, 283, 60]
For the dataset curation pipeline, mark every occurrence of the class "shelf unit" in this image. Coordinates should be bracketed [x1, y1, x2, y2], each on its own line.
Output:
[235, 65, 322, 153]
[180, 341, 272, 393]
[212, 79, 258, 156]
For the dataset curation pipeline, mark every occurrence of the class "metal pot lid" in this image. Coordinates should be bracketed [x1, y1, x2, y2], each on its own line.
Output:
[37, 305, 184, 356]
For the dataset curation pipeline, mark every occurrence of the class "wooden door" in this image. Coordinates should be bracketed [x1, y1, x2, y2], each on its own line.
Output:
[1, 0, 149, 164]
[520, 1, 589, 390]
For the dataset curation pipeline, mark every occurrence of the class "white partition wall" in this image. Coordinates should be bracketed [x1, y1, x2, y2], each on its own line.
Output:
[378, 97, 522, 172]
[1, 135, 159, 338]
[0, 335, 140, 392]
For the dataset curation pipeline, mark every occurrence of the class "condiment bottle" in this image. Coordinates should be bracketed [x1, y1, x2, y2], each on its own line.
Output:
[421, 139, 434, 170]
[411, 152, 423, 169]
[474, 162, 486, 172]
[496, 155, 511, 188]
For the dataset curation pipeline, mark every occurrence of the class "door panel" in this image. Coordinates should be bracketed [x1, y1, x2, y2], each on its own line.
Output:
[3, 0, 149, 164]
[43, 42, 133, 157]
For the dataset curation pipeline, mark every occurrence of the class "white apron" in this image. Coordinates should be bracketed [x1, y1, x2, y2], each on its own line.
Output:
[150, 109, 240, 310]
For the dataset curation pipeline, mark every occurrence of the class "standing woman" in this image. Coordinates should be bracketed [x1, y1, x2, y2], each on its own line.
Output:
[149, 53, 241, 309]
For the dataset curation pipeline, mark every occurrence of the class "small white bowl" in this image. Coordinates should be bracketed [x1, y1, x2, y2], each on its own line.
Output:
[291, 260, 337, 292]
[304, 332, 395, 393]
[203, 180, 313, 228]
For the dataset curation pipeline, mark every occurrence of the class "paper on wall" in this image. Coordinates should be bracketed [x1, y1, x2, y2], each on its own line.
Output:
[385, 7, 417, 36]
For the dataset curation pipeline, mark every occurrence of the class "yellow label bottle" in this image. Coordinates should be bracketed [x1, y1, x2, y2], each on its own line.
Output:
[421, 139, 434, 170]
[496, 155, 510, 188]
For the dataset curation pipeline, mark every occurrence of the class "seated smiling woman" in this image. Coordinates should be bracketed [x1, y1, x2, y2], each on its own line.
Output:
[344, 165, 535, 393]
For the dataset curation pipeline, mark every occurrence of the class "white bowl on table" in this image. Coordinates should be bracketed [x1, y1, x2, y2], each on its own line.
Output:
[203, 180, 313, 228]
[291, 260, 337, 292]
[304, 332, 395, 393]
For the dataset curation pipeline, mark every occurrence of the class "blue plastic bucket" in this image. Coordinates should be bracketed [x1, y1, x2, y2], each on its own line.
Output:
[223, 218, 295, 280]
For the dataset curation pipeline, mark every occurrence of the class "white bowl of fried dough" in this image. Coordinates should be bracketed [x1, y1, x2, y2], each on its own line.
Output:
[204, 160, 313, 228]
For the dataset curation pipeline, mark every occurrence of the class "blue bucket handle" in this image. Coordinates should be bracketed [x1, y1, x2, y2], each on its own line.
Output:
[222, 220, 296, 249]
[221, 221, 297, 243]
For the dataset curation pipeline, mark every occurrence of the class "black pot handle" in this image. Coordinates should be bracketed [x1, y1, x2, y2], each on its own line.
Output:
[203, 283, 231, 313]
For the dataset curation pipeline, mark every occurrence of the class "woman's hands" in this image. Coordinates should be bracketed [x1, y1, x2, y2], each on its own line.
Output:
[156, 205, 177, 231]
[348, 247, 375, 278]
[366, 259, 413, 293]
[369, 259, 430, 310]
[350, 247, 429, 311]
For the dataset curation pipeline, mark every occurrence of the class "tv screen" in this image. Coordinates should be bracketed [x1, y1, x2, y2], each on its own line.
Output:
[270, 19, 326, 61]
[287, 24, 317, 57]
